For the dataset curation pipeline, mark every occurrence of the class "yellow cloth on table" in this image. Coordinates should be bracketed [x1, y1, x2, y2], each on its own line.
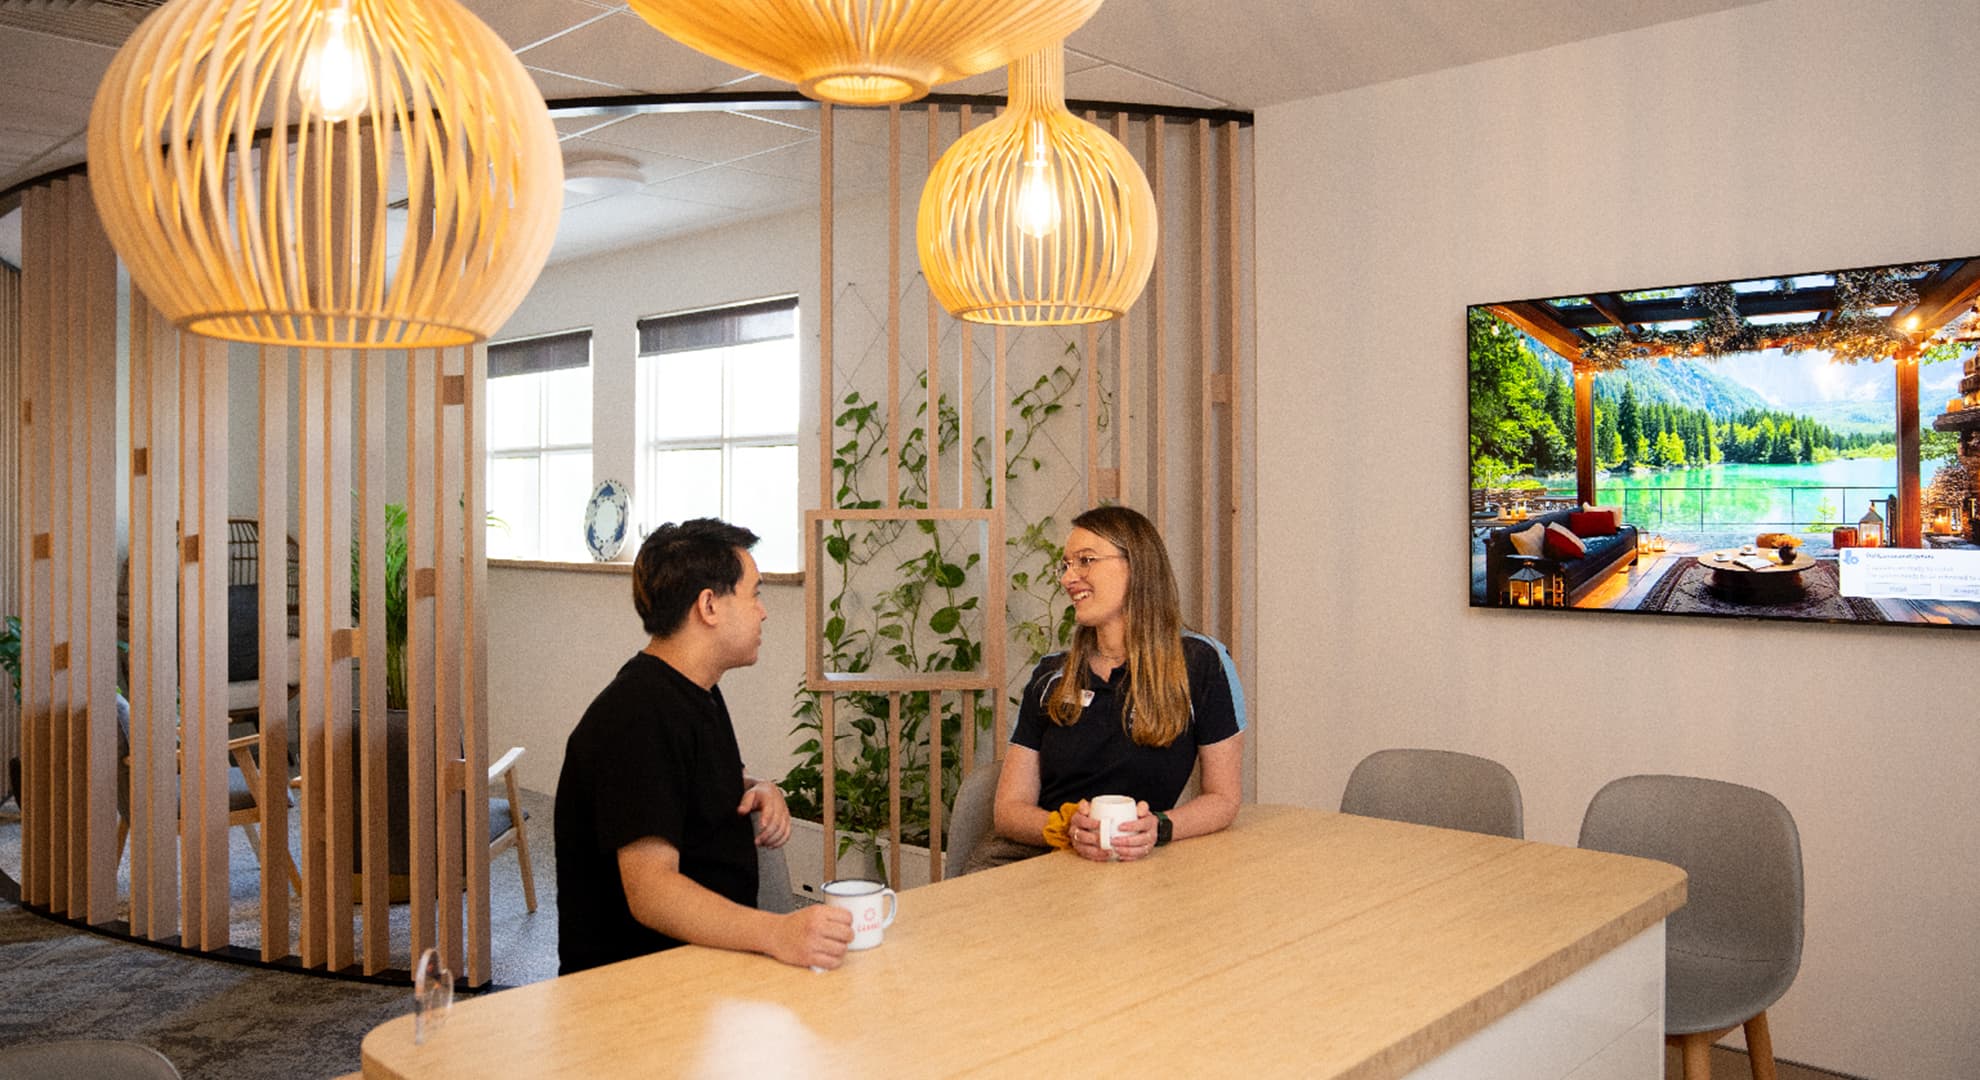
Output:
[1041, 802, 1082, 850]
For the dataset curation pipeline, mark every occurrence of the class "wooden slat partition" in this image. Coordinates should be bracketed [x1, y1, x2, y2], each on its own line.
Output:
[11, 158, 500, 983]
[818, 103, 837, 887]
[1195, 118, 1214, 631]
[1223, 121, 1244, 657]
[1148, 115, 1168, 530]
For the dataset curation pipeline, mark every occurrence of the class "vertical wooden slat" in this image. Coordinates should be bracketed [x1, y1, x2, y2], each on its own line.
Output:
[20, 183, 52, 909]
[358, 346, 388, 973]
[257, 344, 292, 959]
[465, 341, 493, 986]
[926, 689, 943, 883]
[53, 180, 76, 917]
[1223, 121, 1243, 655]
[1148, 116, 1168, 532]
[886, 692, 900, 891]
[818, 103, 834, 509]
[1195, 119, 1213, 631]
[818, 104, 837, 888]
[327, 346, 356, 970]
[407, 347, 438, 965]
[886, 104, 902, 506]
[131, 293, 181, 941]
[925, 105, 943, 512]
[0, 265, 16, 815]
[298, 348, 330, 968]
[435, 345, 465, 975]
[957, 105, 974, 511]
[991, 327, 1008, 755]
[1083, 111, 1102, 505]
[181, 330, 229, 949]
[1113, 110, 1135, 510]
[79, 176, 119, 925]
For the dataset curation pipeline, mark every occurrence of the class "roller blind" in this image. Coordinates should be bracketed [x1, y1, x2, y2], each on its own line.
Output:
[637, 297, 796, 356]
[488, 329, 591, 379]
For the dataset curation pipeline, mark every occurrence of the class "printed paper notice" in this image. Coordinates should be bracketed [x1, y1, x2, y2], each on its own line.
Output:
[1837, 548, 1980, 601]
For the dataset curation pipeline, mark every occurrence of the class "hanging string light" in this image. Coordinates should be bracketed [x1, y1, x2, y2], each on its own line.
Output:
[623, 0, 1103, 106]
[918, 44, 1156, 326]
[88, 0, 562, 348]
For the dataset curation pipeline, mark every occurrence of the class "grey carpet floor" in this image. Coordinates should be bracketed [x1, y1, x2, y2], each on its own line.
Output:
[0, 787, 559, 988]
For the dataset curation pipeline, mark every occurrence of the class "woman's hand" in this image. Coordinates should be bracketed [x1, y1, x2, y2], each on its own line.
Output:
[1068, 799, 1158, 861]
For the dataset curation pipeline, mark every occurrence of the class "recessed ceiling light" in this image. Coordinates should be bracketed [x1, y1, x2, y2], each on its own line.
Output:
[563, 153, 647, 200]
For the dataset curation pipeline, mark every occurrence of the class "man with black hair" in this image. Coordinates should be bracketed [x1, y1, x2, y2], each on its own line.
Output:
[555, 518, 853, 974]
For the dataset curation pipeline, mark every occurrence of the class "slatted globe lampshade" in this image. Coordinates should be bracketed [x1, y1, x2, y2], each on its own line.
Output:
[87, 0, 562, 349]
[917, 45, 1156, 325]
[623, 0, 1103, 106]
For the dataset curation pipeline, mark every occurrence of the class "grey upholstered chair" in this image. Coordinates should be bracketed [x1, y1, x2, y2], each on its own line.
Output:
[0, 1039, 181, 1080]
[1578, 774, 1803, 1080]
[1339, 748, 1524, 839]
[754, 811, 796, 914]
[944, 766, 1002, 878]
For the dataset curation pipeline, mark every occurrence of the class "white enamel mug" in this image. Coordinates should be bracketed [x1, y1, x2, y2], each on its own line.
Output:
[1090, 794, 1138, 857]
[822, 879, 898, 950]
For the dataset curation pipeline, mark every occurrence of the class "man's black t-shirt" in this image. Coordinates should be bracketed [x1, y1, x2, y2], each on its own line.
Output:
[554, 652, 757, 975]
[1009, 632, 1246, 812]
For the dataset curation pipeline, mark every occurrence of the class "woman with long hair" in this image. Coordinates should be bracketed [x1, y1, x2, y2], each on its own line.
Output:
[971, 505, 1245, 870]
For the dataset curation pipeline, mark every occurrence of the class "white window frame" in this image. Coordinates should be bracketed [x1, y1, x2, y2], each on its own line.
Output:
[635, 297, 799, 572]
[486, 329, 594, 563]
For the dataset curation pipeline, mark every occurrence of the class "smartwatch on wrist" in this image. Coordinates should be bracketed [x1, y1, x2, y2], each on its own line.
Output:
[1153, 810, 1173, 847]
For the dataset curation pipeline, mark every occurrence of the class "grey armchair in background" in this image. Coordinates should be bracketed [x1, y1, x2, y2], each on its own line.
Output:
[1339, 748, 1524, 839]
[1578, 773, 1804, 1080]
[0, 1039, 181, 1080]
[943, 766, 1001, 879]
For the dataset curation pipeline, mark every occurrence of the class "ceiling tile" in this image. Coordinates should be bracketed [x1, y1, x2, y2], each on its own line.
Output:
[1064, 65, 1227, 111]
[528, 67, 633, 99]
[559, 135, 708, 183]
[456, 0, 613, 52]
[645, 165, 813, 213]
[575, 110, 813, 165]
[546, 193, 739, 265]
[521, 10, 757, 96]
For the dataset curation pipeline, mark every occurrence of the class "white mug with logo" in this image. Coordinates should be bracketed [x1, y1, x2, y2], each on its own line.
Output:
[822, 879, 898, 950]
[1090, 794, 1138, 857]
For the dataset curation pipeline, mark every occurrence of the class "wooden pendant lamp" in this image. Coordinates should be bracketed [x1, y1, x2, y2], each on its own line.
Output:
[87, 0, 562, 348]
[918, 45, 1156, 325]
[624, 0, 1103, 106]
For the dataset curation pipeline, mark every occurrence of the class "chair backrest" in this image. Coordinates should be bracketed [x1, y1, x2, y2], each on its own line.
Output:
[755, 820, 796, 915]
[0, 1039, 181, 1080]
[225, 517, 301, 637]
[1339, 748, 1524, 839]
[1579, 774, 1803, 981]
[944, 765, 1001, 879]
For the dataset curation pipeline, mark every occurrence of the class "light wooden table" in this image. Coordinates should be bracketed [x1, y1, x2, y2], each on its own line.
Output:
[360, 805, 1685, 1079]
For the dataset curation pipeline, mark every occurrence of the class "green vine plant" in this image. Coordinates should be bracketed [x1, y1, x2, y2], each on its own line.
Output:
[781, 347, 1082, 868]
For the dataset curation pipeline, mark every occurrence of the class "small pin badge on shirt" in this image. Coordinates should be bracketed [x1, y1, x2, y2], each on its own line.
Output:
[1080, 689, 1094, 707]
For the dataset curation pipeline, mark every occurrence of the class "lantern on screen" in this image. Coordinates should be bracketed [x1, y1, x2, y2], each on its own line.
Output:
[1857, 501, 1885, 547]
[1505, 564, 1547, 607]
[1928, 504, 1953, 535]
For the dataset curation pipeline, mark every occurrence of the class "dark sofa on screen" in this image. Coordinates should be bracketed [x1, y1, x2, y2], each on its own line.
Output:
[1484, 508, 1639, 607]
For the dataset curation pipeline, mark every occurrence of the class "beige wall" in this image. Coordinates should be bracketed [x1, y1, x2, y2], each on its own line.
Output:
[1253, 1, 1979, 1077]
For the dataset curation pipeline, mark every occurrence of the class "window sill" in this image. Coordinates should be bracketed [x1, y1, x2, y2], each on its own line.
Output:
[488, 558, 803, 585]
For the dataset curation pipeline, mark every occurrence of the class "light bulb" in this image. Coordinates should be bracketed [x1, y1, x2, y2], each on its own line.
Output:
[298, 4, 369, 122]
[1015, 157, 1060, 239]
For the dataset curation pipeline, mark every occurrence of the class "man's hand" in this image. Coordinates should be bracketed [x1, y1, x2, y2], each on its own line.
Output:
[739, 780, 791, 848]
[768, 906, 855, 970]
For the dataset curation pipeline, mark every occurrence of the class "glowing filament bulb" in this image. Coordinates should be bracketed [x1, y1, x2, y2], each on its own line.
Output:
[298, 4, 369, 122]
[1014, 123, 1060, 239]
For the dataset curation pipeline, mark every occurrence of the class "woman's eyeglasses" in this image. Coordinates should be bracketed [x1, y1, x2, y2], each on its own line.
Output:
[1059, 553, 1127, 576]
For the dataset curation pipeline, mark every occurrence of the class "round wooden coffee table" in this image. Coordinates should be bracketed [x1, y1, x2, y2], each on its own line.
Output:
[1704, 548, 1817, 602]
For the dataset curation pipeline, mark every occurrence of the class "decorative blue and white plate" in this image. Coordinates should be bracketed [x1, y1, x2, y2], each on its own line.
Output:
[583, 478, 631, 562]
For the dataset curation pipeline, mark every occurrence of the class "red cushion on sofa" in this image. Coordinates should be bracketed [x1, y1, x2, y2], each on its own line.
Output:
[1543, 522, 1587, 559]
[1569, 509, 1619, 536]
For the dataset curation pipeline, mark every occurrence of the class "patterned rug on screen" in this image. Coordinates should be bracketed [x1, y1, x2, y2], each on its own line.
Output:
[1634, 557, 1887, 621]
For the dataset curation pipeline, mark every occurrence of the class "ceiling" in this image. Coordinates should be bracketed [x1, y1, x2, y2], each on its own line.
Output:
[0, 0, 1772, 268]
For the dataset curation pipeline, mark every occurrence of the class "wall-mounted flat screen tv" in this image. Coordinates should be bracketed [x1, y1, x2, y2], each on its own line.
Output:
[1468, 256, 1980, 630]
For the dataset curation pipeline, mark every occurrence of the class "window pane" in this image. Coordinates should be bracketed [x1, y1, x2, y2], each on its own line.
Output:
[646, 449, 722, 530]
[731, 444, 798, 573]
[727, 339, 798, 438]
[487, 456, 540, 559]
[645, 351, 723, 440]
[487, 374, 542, 451]
[541, 451, 595, 563]
[543, 364, 592, 447]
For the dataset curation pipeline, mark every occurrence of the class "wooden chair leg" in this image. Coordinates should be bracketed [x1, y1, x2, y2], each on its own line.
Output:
[506, 769, 537, 914]
[1743, 1012, 1777, 1080]
[1675, 1032, 1713, 1080]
